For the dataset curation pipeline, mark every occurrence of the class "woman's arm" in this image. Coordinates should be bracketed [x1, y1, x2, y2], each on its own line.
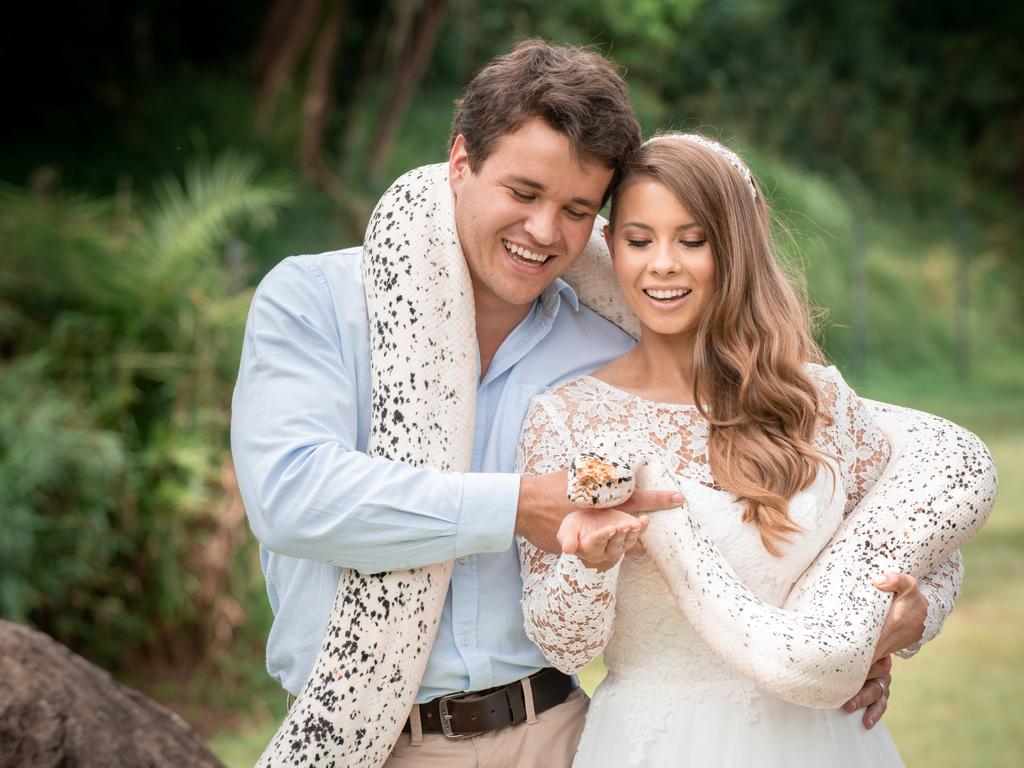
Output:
[516, 394, 624, 674]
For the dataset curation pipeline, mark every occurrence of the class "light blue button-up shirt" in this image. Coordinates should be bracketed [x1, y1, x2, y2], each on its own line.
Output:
[231, 248, 634, 701]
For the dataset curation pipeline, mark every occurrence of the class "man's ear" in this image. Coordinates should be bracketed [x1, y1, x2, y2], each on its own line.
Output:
[449, 134, 471, 193]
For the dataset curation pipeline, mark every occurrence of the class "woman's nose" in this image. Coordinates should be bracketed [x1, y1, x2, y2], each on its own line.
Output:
[649, 245, 680, 274]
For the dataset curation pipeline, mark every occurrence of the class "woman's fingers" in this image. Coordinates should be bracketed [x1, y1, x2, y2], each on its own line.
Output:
[580, 525, 624, 555]
[557, 525, 580, 554]
[577, 524, 640, 565]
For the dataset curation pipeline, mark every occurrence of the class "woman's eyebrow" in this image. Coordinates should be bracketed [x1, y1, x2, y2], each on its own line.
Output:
[620, 221, 700, 231]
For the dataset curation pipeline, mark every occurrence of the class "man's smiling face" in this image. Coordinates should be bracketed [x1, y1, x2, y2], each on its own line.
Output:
[449, 117, 614, 313]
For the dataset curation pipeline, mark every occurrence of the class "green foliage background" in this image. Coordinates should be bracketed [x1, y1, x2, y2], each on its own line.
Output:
[0, 0, 1020, 758]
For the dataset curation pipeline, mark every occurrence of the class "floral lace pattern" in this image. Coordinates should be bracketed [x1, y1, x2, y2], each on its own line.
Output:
[516, 365, 962, 763]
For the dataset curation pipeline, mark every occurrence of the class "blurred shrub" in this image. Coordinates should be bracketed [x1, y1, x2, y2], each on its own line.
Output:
[0, 156, 292, 667]
[748, 151, 1023, 387]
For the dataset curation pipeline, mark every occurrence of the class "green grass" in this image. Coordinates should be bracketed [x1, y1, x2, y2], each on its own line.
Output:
[208, 717, 282, 768]
[878, 397, 1024, 767]
[208, 389, 1024, 767]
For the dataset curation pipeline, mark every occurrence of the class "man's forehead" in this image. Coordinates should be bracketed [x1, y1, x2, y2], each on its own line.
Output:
[485, 118, 611, 169]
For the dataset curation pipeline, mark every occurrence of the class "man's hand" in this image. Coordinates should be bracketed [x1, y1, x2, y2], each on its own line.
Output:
[558, 508, 650, 570]
[872, 572, 927, 661]
[516, 470, 681, 553]
[840, 572, 925, 729]
[843, 656, 892, 729]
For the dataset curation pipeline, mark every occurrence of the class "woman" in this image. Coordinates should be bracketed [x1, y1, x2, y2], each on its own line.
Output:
[515, 134, 912, 766]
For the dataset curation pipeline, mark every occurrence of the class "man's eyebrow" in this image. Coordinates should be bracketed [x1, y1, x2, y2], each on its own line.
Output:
[621, 222, 701, 231]
[505, 175, 602, 211]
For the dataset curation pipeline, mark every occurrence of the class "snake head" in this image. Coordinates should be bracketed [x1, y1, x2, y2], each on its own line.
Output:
[567, 452, 637, 508]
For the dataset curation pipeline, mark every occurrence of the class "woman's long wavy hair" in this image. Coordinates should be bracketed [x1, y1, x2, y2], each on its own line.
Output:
[610, 135, 829, 556]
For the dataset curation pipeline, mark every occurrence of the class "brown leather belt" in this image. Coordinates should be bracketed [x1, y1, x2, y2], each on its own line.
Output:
[403, 667, 575, 738]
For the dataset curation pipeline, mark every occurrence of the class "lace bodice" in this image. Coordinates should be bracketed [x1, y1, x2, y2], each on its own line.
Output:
[517, 366, 960, 690]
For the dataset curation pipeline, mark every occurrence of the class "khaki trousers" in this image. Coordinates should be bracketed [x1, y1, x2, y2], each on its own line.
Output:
[383, 687, 589, 768]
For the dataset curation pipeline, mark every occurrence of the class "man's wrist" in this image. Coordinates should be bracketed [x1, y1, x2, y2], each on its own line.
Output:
[515, 471, 567, 533]
[514, 474, 537, 536]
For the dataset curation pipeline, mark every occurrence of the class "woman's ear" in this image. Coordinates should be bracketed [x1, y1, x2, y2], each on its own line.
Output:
[603, 224, 614, 257]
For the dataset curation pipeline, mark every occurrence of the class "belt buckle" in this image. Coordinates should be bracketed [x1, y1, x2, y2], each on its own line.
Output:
[437, 692, 481, 740]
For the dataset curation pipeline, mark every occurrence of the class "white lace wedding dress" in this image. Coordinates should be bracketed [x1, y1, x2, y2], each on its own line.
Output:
[517, 366, 960, 767]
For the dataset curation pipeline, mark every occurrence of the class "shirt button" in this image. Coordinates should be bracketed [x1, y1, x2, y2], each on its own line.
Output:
[457, 556, 469, 565]
[460, 633, 470, 647]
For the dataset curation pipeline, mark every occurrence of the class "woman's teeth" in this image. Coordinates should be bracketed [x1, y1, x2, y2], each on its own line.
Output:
[644, 288, 691, 300]
[503, 239, 550, 264]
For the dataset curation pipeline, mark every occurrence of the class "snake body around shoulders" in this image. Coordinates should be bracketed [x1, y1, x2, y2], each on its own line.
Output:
[255, 164, 996, 767]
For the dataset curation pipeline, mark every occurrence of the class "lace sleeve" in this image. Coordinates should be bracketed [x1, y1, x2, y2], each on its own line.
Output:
[819, 366, 964, 655]
[814, 366, 891, 516]
[895, 550, 963, 658]
[516, 392, 621, 674]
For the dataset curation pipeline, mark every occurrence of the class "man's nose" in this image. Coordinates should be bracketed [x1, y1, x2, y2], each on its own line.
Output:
[523, 206, 559, 246]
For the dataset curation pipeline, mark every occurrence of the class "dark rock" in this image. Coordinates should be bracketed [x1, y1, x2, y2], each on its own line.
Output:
[0, 620, 224, 768]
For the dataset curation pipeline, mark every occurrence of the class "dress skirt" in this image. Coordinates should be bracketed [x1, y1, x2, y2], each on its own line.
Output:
[572, 675, 904, 768]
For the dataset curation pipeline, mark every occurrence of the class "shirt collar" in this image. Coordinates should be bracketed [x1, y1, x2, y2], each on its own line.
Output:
[540, 277, 580, 315]
[478, 278, 579, 388]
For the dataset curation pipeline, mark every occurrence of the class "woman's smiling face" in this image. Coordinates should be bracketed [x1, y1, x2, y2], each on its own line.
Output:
[605, 176, 716, 344]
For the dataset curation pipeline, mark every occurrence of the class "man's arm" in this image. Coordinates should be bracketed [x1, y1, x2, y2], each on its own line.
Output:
[231, 256, 519, 572]
[893, 551, 963, 658]
[842, 556, 962, 729]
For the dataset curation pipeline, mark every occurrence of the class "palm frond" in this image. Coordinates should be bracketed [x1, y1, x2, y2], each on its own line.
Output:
[143, 154, 294, 280]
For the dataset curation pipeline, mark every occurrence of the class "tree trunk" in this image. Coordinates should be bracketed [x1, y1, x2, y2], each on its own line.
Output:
[366, 0, 450, 182]
[954, 208, 971, 382]
[254, 0, 322, 128]
[851, 212, 868, 382]
[0, 620, 223, 768]
[300, 0, 347, 177]
[337, 6, 392, 174]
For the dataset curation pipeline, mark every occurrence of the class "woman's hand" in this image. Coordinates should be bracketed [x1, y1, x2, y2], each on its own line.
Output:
[517, 470, 681, 554]
[558, 508, 650, 571]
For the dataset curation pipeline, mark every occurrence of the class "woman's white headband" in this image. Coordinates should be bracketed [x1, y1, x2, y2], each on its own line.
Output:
[644, 134, 758, 201]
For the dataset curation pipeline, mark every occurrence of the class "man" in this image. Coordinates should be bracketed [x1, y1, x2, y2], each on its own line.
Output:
[232, 39, 949, 766]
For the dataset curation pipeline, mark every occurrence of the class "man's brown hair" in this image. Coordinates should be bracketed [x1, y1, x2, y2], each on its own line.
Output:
[449, 39, 641, 194]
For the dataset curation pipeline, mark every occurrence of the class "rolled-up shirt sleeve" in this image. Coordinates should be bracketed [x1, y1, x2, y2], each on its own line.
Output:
[231, 256, 518, 573]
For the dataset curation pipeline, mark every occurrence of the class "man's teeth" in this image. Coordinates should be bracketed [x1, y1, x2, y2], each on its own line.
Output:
[503, 240, 550, 263]
[644, 288, 691, 299]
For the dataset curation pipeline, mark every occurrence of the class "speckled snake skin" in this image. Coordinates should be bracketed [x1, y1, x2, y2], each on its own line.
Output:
[255, 163, 632, 766]
[254, 165, 473, 766]
[571, 399, 996, 707]
[255, 162, 996, 764]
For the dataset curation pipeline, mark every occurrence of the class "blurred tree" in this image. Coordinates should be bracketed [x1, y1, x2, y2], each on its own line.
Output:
[252, 0, 450, 191]
[0, 157, 292, 666]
